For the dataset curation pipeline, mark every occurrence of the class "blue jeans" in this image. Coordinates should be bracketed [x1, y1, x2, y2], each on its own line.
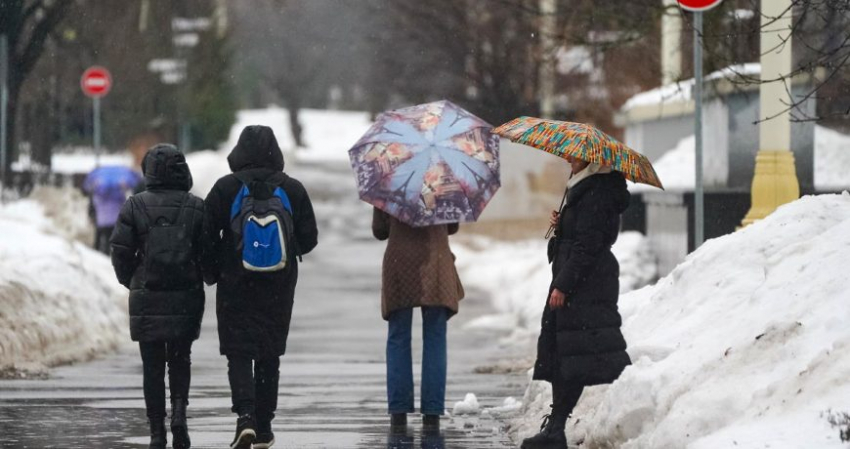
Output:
[386, 307, 448, 415]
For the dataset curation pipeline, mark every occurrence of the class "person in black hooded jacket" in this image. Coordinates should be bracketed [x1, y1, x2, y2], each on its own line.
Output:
[522, 157, 632, 449]
[110, 144, 205, 449]
[202, 125, 318, 449]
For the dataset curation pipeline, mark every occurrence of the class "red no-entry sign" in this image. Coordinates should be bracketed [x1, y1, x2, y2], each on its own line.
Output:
[80, 66, 112, 98]
[677, 0, 723, 11]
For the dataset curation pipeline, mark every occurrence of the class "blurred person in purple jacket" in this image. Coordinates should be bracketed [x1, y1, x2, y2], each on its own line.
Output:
[83, 165, 143, 254]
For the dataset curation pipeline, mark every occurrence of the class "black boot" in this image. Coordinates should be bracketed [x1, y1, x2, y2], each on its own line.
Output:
[520, 407, 568, 449]
[390, 413, 407, 432]
[148, 419, 167, 449]
[230, 413, 256, 449]
[254, 419, 275, 449]
[171, 399, 190, 449]
[422, 414, 440, 432]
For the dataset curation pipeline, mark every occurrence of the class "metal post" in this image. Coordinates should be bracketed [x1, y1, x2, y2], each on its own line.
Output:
[693, 12, 704, 248]
[93, 96, 101, 167]
[0, 34, 8, 198]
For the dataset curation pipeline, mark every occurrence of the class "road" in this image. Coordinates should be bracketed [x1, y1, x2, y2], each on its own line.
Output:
[0, 161, 528, 448]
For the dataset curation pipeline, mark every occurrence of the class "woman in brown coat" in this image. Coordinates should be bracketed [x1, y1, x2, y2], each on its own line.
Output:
[372, 207, 464, 432]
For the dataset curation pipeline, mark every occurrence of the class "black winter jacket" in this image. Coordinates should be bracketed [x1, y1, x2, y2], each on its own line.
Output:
[534, 171, 632, 386]
[203, 125, 318, 358]
[110, 144, 205, 342]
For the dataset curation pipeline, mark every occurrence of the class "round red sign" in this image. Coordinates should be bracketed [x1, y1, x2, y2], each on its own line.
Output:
[677, 0, 723, 11]
[80, 66, 112, 98]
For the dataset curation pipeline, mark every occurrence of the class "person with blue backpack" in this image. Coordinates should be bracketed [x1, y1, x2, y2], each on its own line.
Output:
[202, 125, 318, 449]
[110, 144, 205, 449]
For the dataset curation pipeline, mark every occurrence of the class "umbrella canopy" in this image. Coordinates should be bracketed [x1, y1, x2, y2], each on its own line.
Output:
[493, 116, 664, 189]
[349, 100, 500, 227]
[83, 165, 142, 196]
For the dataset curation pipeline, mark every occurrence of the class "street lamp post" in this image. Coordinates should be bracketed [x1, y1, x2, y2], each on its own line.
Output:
[741, 0, 799, 226]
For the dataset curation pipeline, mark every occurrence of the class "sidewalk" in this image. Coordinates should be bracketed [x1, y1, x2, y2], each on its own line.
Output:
[0, 161, 527, 448]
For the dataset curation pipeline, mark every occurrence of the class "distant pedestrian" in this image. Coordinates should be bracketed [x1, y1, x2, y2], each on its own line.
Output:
[522, 157, 631, 449]
[202, 125, 318, 449]
[372, 207, 464, 433]
[110, 144, 205, 449]
[83, 165, 142, 254]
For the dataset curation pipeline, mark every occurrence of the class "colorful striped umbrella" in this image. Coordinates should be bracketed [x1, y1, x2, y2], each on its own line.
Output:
[493, 116, 664, 189]
[349, 100, 500, 227]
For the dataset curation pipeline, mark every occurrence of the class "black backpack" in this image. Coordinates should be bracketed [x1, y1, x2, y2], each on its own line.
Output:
[139, 193, 197, 290]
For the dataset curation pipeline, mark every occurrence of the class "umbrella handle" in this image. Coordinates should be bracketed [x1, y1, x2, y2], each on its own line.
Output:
[545, 181, 571, 239]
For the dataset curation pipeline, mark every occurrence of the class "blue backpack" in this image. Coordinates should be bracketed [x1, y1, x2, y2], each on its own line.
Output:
[230, 172, 296, 272]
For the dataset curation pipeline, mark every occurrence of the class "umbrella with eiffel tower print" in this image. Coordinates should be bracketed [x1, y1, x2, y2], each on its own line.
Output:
[348, 100, 501, 227]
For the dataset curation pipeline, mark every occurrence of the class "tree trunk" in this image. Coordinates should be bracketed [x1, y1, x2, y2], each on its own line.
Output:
[286, 93, 304, 148]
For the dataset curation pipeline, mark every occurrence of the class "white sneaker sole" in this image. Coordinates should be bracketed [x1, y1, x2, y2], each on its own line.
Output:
[254, 438, 275, 449]
[230, 429, 256, 449]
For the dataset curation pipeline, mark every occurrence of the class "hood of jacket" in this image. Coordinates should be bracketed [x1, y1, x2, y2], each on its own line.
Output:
[227, 125, 285, 173]
[141, 144, 193, 191]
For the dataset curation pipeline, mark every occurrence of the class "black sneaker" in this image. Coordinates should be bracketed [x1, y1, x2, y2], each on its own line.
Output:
[230, 414, 256, 449]
[254, 421, 275, 449]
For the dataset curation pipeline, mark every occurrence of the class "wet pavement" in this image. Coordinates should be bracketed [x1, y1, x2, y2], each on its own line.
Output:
[0, 161, 528, 448]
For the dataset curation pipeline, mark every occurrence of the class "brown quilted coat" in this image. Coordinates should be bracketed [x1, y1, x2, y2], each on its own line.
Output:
[372, 208, 465, 320]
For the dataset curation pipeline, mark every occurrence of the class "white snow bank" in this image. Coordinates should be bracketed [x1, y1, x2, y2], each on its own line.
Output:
[631, 125, 850, 193]
[454, 231, 657, 333]
[514, 192, 850, 448]
[0, 189, 127, 372]
[453, 393, 481, 416]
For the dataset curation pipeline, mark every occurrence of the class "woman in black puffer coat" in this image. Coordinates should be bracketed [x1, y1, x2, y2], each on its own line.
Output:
[110, 144, 205, 449]
[522, 157, 632, 449]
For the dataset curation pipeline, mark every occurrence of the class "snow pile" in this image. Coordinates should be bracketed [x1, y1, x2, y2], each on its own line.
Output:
[452, 393, 481, 416]
[0, 192, 127, 372]
[513, 193, 850, 448]
[485, 397, 524, 418]
[454, 231, 657, 333]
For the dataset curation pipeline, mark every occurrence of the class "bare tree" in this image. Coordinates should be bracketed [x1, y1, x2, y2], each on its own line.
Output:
[0, 0, 74, 177]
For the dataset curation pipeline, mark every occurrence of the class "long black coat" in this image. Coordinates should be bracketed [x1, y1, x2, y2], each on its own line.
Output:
[203, 126, 318, 358]
[110, 144, 205, 342]
[533, 172, 632, 386]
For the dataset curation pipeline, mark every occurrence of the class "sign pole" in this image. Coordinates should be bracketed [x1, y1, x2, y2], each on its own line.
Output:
[694, 11, 704, 248]
[93, 96, 101, 167]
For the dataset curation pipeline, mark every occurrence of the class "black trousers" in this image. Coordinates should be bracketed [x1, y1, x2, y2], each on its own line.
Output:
[139, 340, 193, 420]
[95, 226, 114, 255]
[227, 355, 280, 425]
[552, 379, 584, 418]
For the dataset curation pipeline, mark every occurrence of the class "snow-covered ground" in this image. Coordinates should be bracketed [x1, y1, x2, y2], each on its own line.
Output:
[505, 193, 850, 448]
[631, 125, 850, 193]
[0, 187, 127, 374]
